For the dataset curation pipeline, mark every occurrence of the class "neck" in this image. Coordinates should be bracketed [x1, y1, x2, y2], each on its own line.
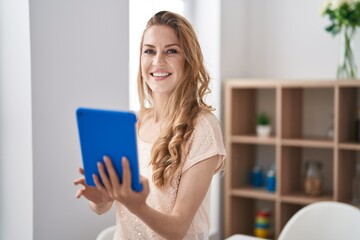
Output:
[152, 107, 164, 123]
[152, 93, 171, 123]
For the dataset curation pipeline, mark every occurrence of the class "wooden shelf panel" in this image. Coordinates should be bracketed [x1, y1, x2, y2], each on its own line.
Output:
[225, 78, 360, 88]
[225, 79, 279, 88]
[226, 79, 344, 88]
[281, 81, 335, 88]
[337, 80, 360, 87]
[281, 138, 334, 148]
[230, 187, 276, 201]
[339, 143, 360, 150]
[231, 135, 277, 145]
[230, 136, 338, 148]
[280, 192, 333, 205]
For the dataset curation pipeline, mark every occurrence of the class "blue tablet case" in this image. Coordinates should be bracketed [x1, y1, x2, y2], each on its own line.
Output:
[76, 107, 142, 192]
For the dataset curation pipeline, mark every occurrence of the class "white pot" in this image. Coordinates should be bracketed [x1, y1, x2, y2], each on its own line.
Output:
[256, 125, 271, 137]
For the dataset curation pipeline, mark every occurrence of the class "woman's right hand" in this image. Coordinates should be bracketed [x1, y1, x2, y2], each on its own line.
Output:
[74, 167, 113, 205]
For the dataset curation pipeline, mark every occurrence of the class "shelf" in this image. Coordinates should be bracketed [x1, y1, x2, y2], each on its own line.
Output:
[280, 192, 333, 205]
[339, 143, 360, 150]
[281, 138, 334, 148]
[230, 187, 276, 201]
[337, 80, 360, 87]
[231, 136, 337, 148]
[231, 135, 277, 145]
[224, 79, 360, 239]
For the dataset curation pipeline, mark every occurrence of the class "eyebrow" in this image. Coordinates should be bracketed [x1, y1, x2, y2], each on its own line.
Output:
[143, 43, 181, 48]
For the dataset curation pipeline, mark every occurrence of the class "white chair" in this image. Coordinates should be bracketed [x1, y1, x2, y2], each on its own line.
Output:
[278, 201, 360, 240]
[226, 234, 269, 240]
[96, 225, 116, 240]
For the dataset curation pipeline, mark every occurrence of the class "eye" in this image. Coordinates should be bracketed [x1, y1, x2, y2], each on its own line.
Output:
[144, 49, 156, 54]
[166, 49, 178, 54]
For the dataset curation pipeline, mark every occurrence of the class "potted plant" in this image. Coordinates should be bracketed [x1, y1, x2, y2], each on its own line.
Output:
[256, 112, 271, 137]
[320, 0, 360, 79]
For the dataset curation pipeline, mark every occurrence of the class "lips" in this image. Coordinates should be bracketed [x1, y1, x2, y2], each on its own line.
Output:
[151, 72, 172, 77]
[150, 72, 172, 81]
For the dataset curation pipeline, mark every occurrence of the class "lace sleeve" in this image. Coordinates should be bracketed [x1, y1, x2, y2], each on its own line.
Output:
[182, 112, 226, 174]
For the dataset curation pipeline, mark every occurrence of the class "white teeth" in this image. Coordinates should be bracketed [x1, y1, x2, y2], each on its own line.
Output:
[152, 72, 170, 77]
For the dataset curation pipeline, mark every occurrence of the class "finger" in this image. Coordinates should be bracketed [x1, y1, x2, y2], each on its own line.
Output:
[104, 156, 121, 189]
[93, 174, 108, 194]
[92, 174, 102, 189]
[122, 157, 132, 190]
[75, 189, 84, 198]
[74, 177, 86, 186]
[97, 161, 113, 196]
[78, 167, 84, 175]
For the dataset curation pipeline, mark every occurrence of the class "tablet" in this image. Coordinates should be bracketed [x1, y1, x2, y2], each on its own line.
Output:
[76, 107, 142, 192]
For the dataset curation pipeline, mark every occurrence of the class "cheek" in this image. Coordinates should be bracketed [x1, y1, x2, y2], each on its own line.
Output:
[141, 68, 146, 79]
[177, 57, 186, 72]
[177, 62, 185, 77]
[140, 59, 148, 78]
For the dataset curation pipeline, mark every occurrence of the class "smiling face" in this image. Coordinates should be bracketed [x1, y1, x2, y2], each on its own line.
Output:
[141, 25, 186, 98]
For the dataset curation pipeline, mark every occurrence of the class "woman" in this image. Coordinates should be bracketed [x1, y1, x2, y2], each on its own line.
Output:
[74, 11, 226, 240]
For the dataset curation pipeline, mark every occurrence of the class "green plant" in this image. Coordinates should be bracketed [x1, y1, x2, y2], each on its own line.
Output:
[321, 0, 360, 36]
[257, 112, 270, 126]
[321, 0, 360, 79]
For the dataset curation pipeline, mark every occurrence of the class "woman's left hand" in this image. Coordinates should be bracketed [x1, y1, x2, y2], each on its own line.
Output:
[95, 156, 150, 214]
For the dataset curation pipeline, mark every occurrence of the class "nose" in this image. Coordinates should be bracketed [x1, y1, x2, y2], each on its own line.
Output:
[152, 52, 165, 66]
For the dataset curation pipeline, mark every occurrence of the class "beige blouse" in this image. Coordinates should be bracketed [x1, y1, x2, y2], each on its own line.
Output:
[113, 111, 226, 240]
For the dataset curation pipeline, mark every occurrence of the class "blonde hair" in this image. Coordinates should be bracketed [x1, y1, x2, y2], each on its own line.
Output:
[137, 11, 213, 188]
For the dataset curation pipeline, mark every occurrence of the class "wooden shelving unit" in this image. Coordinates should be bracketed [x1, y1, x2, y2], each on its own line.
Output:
[224, 79, 360, 239]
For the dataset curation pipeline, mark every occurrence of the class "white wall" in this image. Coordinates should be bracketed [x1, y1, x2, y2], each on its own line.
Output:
[221, 0, 340, 80]
[1, 0, 129, 240]
[29, 1, 129, 239]
[0, 0, 33, 240]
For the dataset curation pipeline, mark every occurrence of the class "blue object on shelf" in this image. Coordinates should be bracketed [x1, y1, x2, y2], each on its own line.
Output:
[266, 167, 276, 192]
[251, 165, 264, 187]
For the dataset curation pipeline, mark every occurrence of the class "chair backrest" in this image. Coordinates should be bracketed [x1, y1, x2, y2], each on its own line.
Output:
[278, 201, 360, 240]
[96, 225, 116, 240]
